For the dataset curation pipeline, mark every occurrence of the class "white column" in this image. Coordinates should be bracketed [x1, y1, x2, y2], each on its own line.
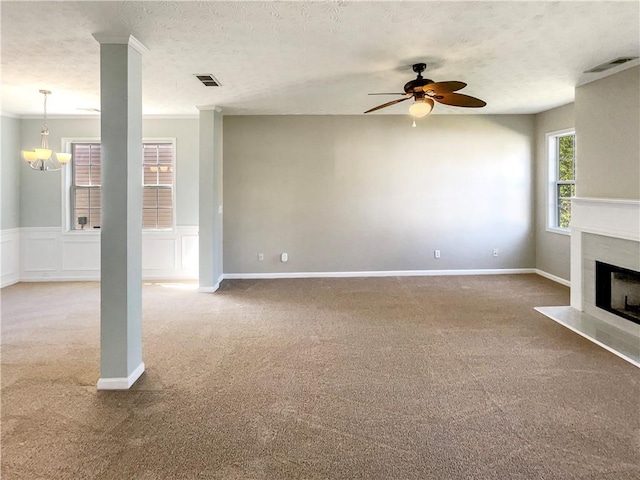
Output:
[198, 107, 223, 292]
[93, 34, 147, 390]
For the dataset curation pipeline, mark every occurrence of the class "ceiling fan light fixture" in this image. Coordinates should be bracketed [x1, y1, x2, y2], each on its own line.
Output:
[409, 97, 434, 118]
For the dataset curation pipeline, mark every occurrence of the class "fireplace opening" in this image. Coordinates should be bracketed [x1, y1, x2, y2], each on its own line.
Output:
[595, 261, 640, 325]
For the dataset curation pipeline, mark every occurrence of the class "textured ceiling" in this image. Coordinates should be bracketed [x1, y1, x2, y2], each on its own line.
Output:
[1, 1, 639, 116]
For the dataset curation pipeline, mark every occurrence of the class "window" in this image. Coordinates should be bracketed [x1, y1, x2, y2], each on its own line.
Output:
[142, 143, 174, 229]
[72, 144, 101, 229]
[69, 141, 175, 230]
[547, 130, 576, 233]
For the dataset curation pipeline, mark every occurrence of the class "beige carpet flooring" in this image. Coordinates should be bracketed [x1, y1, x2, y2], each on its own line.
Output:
[1, 275, 638, 479]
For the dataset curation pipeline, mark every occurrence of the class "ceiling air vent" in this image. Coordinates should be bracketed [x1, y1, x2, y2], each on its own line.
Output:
[584, 57, 638, 73]
[195, 74, 221, 87]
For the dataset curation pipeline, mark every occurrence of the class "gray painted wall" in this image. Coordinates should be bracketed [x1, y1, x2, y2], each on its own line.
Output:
[223, 115, 535, 274]
[18, 118, 199, 227]
[534, 103, 574, 281]
[575, 66, 640, 200]
[1, 115, 20, 229]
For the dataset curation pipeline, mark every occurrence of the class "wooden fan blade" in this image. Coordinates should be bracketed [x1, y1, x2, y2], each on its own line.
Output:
[433, 92, 486, 108]
[417, 81, 467, 94]
[368, 93, 408, 95]
[364, 96, 411, 113]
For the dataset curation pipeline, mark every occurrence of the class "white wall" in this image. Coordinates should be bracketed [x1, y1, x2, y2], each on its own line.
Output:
[223, 115, 535, 274]
[575, 66, 640, 200]
[534, 103, 574, 282]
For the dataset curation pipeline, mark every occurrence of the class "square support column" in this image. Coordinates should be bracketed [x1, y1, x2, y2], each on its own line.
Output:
[93, 34, 148, 389]
[198, 107, 223, 292]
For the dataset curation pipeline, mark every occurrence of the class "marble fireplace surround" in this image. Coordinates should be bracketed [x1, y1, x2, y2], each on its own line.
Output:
[570, 197, 640, 331]
[537, 197, 640, 367]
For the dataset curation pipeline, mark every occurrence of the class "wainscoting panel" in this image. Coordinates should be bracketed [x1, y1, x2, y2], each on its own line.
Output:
[23, 229, 59, 273]
[181, 234, 199, 270]
[61, 235, 101, 271]
[17, 227, 198, 282]
[1, 229, 20, 287]
[142, 237, 177, 271]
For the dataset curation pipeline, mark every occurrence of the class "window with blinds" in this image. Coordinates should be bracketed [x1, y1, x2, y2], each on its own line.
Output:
[142, 143, 174, 229]
[72, 144, 101, 229]
[70, 142, 174, 230]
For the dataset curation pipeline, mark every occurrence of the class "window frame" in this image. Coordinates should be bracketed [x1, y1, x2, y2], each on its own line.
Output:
[546, 128, 576, 236]
[61, 137, 177, 233]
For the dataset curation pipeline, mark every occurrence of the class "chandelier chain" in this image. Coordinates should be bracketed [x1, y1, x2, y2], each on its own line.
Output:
[40, 91, 49, 149]
[43, 92, 48, 130]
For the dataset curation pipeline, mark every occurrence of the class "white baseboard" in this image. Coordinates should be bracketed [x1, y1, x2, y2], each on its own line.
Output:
[535, 269, 571, 287]
[97, 362, 145, 390]
[222, 268, 536, 280]
[1, 273, 19, 288]
[198, 274, 224, 293]
[198, 284, 220, 293]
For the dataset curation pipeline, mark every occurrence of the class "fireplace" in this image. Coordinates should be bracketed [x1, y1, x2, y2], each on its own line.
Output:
[595, 261, 640, 325]
[534, 197, 640, 366]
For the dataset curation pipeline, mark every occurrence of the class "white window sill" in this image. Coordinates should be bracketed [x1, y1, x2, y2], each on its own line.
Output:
[546, 226, 571, 236]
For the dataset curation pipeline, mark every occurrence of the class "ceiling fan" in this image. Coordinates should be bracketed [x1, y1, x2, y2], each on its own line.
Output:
[364, 63, 486, 118]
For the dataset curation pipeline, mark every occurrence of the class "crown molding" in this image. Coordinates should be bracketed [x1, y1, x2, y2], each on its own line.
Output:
[92, 34, 149, 55]
[0, 111, 21, 119]
[143, 114, 199, 120]
[196, 105, 223, 112]
[19, 114, 199, 120]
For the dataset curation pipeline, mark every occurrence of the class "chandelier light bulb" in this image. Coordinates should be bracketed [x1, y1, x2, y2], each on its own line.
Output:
[21, 151, 38, 162]
[56, 152, 72, 164]
[35, 148, 52, 160]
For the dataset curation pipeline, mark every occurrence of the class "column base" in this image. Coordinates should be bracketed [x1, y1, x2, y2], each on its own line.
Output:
[97, 362, 145, 390]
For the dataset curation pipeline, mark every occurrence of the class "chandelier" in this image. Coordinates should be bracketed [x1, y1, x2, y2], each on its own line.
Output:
[21, 90, 71, 171]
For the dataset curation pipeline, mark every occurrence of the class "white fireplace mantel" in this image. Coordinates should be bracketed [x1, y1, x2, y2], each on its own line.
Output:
[570, 197, 640, 310]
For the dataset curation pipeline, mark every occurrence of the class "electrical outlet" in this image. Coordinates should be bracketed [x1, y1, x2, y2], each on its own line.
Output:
[434, 250, 441, 259]
[281, 252, 288, 262]
[258, 253, 264, 261]
[493, 248, 499, 257]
